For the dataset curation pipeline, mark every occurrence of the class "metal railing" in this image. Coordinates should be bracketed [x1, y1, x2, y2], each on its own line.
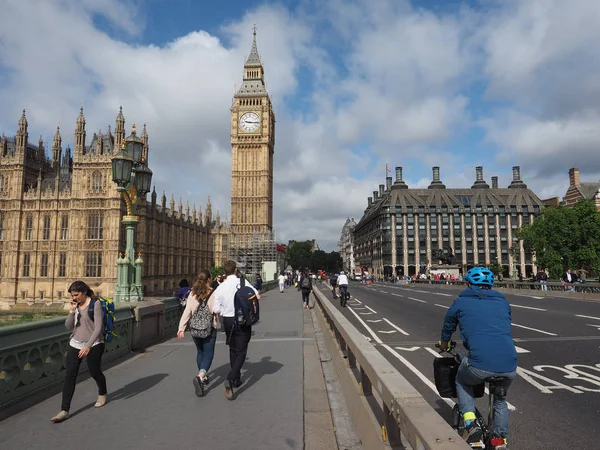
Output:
[312, 286, 469, 450]
[403, 279, 600, 296]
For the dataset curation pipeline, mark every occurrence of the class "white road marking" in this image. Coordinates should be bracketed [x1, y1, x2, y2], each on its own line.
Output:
[352, 307, 367, 310]
[379, 290, 388, 294]
[408, 297, 427, 303]
[394, 346, 420, 352]
[585, 324, 600, 330]
[359, 312, 374, 315]
[576, 314, 600, 321]
[378, 330, 397, 334]
[425, 347, 442, 358]
[412, 289, 432, 294]
[383, 318, 410, 335]
[347, 307, 383, 344]
[364, 305, 378, 314]
[512, 323, 557, 336]
[352, 298, 362, 304]
[514, 294, 544, 300]
[391, 293, 403, 297]
[434, 304, 449, 309]
[511, 304, 547, 312]
[433, 292, 453, 297]
[366, 319, 383, 323]
[515, 346, 531, 354]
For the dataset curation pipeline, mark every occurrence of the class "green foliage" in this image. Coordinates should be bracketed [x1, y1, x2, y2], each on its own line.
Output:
[516, 199, 600, 278]
[286, 241, 314, 271]
[285, 241, 343, 273]
[210, 266, 224, 279]
[488, 262, 503, 275]
[310, 250, 343, 273]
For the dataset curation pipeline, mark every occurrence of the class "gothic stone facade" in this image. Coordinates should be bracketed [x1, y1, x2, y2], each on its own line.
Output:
[0, 108, 214, 306]
[353, 166, 545, 279]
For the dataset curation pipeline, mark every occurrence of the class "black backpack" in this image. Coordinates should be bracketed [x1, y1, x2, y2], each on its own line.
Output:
[234, 278, 260, 327]
[301, 276, 311, 289]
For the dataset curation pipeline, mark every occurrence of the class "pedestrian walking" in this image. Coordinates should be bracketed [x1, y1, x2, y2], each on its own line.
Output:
[50, 281, 107, 423]
[213, 260, 259, 400]
[299, 270, 313, 309]
[278, 272, 286, 292]
[177, 269, 218, 397]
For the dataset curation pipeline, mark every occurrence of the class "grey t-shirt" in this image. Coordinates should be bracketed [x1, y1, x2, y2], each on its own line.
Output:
[65, 300, 104, 348]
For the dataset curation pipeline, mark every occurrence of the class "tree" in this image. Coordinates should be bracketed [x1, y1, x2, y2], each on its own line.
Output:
[488, 262, 503, 276]
[516, 199, 600, 279]
[285, 241, 313, 271]
[210, 266, 224, 279]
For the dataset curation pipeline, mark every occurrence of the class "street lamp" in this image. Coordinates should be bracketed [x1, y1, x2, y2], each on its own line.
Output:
[111, 124, 153, 302]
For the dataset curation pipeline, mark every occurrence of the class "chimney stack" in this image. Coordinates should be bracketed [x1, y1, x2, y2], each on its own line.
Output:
[471, 166, 490, 189]
[395, 166, 403, 182]
[509, 165, 527, 189]
[512, 166, 521, 182]
[394, 166, 408, 189]
[428, 166, 446, 189]
[379, 184, 385, 197]
[386, 176, 392, 191]
[569, 168, 580, 187]
[491, 176, 498, 189]
[373, 190, 378, 200]
[368, 196, 372, 207]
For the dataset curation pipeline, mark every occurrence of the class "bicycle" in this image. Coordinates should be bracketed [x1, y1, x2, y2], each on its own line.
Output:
[338, 285, 350, 308]
[434, 341, 508, 449]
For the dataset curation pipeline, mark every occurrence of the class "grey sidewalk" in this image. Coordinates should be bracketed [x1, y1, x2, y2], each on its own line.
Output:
[0, 288, 338, 450]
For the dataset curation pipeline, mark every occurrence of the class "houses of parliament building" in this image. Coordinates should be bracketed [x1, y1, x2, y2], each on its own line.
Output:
[0, 29, 275, 306]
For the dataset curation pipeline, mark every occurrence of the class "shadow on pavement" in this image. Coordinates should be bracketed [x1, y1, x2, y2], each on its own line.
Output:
[69, 373, 169, 418]
[204, 356, 284, 397]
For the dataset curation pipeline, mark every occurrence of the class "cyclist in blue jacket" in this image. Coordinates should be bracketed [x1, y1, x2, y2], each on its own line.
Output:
[439, 267, 517, 450]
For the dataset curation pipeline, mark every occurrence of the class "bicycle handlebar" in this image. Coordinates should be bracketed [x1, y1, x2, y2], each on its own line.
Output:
[434, 340, 457, 353]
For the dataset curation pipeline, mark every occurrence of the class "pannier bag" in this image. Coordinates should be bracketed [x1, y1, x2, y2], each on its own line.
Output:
[433, 357, 484, 398]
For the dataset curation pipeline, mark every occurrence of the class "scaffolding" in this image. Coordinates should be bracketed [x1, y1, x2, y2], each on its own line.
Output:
[227, 231, 278, 282]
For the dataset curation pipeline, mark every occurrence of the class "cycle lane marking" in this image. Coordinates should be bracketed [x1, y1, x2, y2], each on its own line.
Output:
[383, 318, 409, 335]
[408, 297, 427, 303]
[512, 323, 557, 336]
[576, 315, 600, 321]
[511, 304, 547, 311]
[434, 304, 449, 309]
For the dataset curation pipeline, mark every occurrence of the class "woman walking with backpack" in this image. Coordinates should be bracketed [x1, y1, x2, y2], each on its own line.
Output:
[177, 269, 218, 397]
[51, 281, 107, 423]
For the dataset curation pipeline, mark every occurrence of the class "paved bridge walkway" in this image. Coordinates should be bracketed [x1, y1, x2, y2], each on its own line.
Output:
[0, 289, 340, 450]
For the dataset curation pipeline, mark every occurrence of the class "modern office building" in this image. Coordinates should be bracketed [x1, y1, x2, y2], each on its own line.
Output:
[353, 166, 545, 279]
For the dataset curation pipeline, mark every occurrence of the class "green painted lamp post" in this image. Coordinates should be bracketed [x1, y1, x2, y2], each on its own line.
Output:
[111, 124, 153, 302]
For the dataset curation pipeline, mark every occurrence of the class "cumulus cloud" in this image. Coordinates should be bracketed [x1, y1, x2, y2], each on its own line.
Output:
[0, 0, 599, 251]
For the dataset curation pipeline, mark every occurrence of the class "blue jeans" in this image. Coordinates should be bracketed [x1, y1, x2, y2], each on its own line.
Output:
[192, 328, 217, 373]
[456, 357, 516, 438]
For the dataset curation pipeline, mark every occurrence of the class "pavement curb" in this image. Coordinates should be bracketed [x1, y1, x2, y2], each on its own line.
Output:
[303, 301, 339, 449]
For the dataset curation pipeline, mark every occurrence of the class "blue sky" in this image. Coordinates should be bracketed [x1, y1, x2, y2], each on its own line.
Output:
[1, 0, 600, 251]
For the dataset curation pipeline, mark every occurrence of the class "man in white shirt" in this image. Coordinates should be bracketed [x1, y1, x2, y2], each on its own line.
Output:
[213, 260, 259, 400]
[278, 272, 286, 293]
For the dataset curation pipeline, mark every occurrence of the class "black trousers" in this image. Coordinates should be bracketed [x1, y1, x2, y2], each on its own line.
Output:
[61, 343, 107, 412]
[223, 317, 251, 383]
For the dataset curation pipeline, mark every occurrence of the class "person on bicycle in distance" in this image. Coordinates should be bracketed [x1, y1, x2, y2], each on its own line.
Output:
[438, 266, 517, 450]
[337, 271, 349, 300]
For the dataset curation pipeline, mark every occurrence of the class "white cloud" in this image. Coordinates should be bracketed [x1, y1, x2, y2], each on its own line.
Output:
[2, 0, 600, 252]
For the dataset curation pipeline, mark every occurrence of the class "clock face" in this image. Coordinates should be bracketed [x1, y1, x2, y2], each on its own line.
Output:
[239, 112, 261, 133]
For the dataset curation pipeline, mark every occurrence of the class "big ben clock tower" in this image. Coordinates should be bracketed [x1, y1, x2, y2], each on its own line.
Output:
[230, 27, 275, 236]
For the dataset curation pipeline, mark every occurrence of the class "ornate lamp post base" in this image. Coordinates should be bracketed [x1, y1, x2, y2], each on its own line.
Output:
[115, 216, 143, 302]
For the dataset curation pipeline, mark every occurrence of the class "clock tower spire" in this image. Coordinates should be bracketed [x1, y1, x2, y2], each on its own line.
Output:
[230, 27, 275, 237]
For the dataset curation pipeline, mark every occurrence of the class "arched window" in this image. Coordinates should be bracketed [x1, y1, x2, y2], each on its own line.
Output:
[0, 174, 4, 193]
[91, 171, 103, 193]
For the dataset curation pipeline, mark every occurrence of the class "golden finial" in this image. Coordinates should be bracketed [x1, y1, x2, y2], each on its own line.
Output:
[121, 142, 126, 150]
[132, 124, 137, 134]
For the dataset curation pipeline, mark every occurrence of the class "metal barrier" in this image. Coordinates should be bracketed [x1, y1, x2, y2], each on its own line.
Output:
[404, 279, 600, 298]
[312, 286, 469, 450]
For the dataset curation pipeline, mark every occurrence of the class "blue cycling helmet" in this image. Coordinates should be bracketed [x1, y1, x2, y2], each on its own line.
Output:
[465, 267, 494, 286]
